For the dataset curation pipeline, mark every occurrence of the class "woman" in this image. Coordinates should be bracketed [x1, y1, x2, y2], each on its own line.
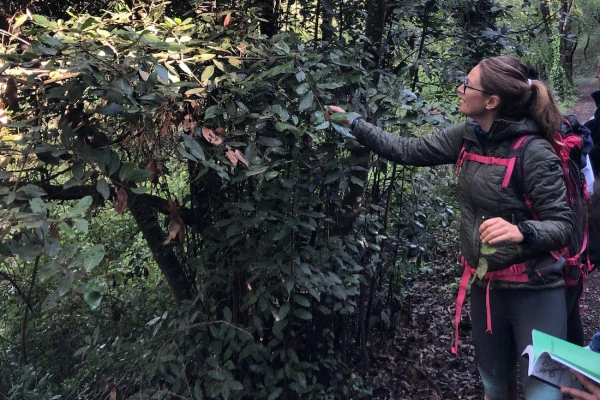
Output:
[329, 55, 573, 400]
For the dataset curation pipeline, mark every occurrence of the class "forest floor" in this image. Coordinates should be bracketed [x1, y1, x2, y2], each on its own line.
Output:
[359, 82, 600, 399]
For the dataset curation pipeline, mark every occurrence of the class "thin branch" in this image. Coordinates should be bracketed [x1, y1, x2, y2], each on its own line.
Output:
[0, 29, 31, 46]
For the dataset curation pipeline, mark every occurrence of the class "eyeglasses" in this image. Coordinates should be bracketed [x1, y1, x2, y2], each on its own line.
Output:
[462, 78, 493, 95]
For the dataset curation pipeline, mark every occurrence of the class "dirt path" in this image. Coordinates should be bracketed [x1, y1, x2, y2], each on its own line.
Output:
[583, 265, 600, 344]
[568, 80, 597, 122]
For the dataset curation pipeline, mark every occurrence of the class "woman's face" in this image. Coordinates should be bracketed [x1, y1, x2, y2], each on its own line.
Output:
[457, 65, 491, 118]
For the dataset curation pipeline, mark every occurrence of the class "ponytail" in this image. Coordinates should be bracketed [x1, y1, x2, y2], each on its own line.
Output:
[526, 79, 563, 142]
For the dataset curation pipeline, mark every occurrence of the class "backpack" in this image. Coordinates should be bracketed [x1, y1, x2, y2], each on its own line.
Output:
[511, 115, 594, 284]
[451, 115, 594, 354]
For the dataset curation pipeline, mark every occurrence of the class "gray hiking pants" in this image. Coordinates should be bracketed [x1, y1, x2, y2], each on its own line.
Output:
[471, 285, 567, 400]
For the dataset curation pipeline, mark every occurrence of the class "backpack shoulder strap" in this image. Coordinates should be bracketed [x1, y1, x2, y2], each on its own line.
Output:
[454, 139, 518, 189]
[508, 134, 538, 205]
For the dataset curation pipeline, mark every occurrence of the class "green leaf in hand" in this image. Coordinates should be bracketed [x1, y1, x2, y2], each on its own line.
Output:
[480, 243, 496, 255]
[329, 111, 361, 124]
[328, 111, 361, 138]
[332, 123, 353, 137]
[476, 257, 488, 280]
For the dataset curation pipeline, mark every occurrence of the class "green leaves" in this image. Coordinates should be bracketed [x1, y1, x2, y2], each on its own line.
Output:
[298, 91, 314, 112]
[82, 283, 106, 310]
[0, 4, 471, 399]
[329, 111, 362, 123]
[61, 196, 93, 219]
[476, 258, 489, 280]
[328, 111, 362, 137]
[181, 133, 206, 161]
[475, 244, 495, 279]
[480, 243, 496, 255]
[83, 245, 105, 272]
[32, 14, 59, 30]
[118, 163, 152, 183]
[201, 65, 215, 83]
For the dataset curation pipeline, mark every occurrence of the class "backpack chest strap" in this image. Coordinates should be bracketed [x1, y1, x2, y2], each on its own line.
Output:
[454, 150, 517, 189]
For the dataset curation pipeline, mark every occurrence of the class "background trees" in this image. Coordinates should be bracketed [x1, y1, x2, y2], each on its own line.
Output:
[0, 0, 597, 398]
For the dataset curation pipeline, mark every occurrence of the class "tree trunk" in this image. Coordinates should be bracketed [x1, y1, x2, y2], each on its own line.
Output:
[558, 0, 576, 84]
[127, 188, 196, 304]
[365, 0, 386, 65]
[254, 0, 279, 37]
[320, 0, 334, 42]
[539, 0, 553, 37]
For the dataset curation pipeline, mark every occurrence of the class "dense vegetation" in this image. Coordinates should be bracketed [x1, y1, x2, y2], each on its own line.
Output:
[0, 0, 599, 398]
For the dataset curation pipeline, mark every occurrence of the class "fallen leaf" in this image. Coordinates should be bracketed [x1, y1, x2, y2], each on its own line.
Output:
[160, 112, 172, 137]
[164, 201, 185, 244]
[202, 126, 223, 145]
[182, 114, 196, 132]
[0, 156, 11, 168]
[234, 149, 249, 167]
[113, 187, 128, 214]
[4, 77, 18, 111]
[224, 13, 232, 26]
[189, 100, 200, 112]
[139, 70, 150, 81]
[215, 127, 227, 137]
[225, 148, 238, 166]
[146, 160, 159, 183]
[50, 223, 60, 240]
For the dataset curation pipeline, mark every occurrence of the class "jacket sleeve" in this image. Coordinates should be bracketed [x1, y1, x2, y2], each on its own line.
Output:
[521, 140, 574, 252]
[351, 119, 466, 166]
[586, 91, 600, 148]
[586, 92, 600, 175]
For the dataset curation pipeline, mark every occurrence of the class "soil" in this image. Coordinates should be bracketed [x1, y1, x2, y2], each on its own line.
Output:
[569, 80, 598, 122]
[360, 83, 600, 399]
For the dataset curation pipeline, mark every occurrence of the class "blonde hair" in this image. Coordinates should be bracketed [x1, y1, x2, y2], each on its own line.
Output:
[478, 55, 562, 142]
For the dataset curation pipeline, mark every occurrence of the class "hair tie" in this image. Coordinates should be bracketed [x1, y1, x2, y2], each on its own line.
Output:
[528, 78, 532, 87]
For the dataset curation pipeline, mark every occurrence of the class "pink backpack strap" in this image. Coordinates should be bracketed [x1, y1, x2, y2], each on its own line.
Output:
[452, 257, 473, 355]
[454, 146, 468, 175]
[454, 146, 517, 189]
[452, 256, 528, 355]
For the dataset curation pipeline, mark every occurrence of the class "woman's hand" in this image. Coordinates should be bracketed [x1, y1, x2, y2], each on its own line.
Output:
[326, 105, 352, 127]
[479, 217, 524, 244]
[561, 370, 600, 400]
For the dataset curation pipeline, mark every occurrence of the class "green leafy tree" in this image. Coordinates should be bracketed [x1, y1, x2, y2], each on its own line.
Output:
[0, 2, 427, 397]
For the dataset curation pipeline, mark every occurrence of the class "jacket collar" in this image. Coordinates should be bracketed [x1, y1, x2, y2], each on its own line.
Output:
[462, 117, 541, 146]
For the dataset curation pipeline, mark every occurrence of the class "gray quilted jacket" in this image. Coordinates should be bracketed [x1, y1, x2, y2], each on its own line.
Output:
[352, 117, 574, 289]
